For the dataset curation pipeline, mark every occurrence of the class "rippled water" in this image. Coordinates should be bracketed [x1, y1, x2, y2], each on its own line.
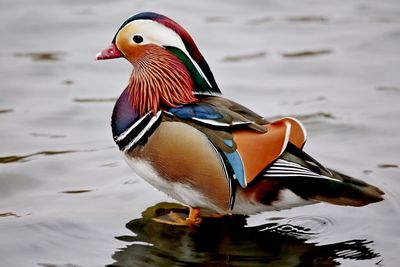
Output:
[1, 1, 400, 266]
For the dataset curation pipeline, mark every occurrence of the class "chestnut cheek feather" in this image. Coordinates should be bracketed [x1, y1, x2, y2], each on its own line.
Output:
[127, 45, 197, 116]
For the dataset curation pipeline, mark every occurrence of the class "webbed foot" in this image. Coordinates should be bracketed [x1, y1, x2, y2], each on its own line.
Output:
[152, 207, 202, 226]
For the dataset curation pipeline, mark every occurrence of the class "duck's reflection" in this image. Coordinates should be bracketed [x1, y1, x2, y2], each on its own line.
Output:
[108, 202, 379, 267]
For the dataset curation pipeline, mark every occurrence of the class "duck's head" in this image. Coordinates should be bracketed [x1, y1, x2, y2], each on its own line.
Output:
[97, 12, 220, 115]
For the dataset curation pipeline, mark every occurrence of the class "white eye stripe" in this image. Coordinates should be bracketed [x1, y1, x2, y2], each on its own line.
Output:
[123, 20, 212, 88]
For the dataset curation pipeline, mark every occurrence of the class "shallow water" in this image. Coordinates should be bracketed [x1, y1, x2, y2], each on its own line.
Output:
[1, 0, 400, 266]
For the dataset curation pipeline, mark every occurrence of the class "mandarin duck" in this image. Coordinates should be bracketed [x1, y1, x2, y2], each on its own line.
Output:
[96, 12, 383, 225]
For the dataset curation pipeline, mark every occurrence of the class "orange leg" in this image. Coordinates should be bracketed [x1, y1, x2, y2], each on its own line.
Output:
[186, 207, 202, 225]
[152, 207, 202, 226]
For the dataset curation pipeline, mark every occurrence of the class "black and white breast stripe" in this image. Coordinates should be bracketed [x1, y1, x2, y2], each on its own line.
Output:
[264, 159, 341, 183]
[114, 111, 162, 152]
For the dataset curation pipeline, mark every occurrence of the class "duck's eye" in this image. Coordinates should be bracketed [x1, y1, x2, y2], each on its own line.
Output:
[132, 35, 144, 44]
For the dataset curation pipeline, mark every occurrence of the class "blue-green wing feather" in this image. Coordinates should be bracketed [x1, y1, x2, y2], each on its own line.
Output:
[167, 96, 268, 131]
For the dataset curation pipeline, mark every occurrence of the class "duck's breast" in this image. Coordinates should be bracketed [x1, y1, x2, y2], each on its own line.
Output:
[125, 121, 231, 214]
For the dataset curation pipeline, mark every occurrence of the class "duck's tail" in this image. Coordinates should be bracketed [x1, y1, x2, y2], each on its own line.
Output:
[264, 143, 384, 207]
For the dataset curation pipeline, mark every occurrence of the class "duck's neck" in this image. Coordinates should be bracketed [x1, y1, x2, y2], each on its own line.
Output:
[127, 46, 197, 116]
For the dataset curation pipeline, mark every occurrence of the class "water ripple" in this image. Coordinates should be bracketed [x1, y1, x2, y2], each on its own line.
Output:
[287, 215, 336, 234]
[282, 49, 333, 58]
[260, 215, 337, 239]
[73, 98, 117, 103]
[30, 133, 66, 139]
[0, 108, 13, 114]
[60, 189, 94, 194]
[222, 51, 266, 62]
[13, 51, 66, 61]
[0, 150, 75, 164]
[0, 212, 20, 218]
[0, 147, 113, 164]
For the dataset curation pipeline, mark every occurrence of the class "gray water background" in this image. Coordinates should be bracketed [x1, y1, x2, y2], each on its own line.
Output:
[1, 0, 400, 266]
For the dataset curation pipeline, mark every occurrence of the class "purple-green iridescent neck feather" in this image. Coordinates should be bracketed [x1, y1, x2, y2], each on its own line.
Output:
[112, 88, 139, 137]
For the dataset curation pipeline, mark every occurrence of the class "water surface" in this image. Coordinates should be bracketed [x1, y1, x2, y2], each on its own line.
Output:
[1, 0, 400, 266]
